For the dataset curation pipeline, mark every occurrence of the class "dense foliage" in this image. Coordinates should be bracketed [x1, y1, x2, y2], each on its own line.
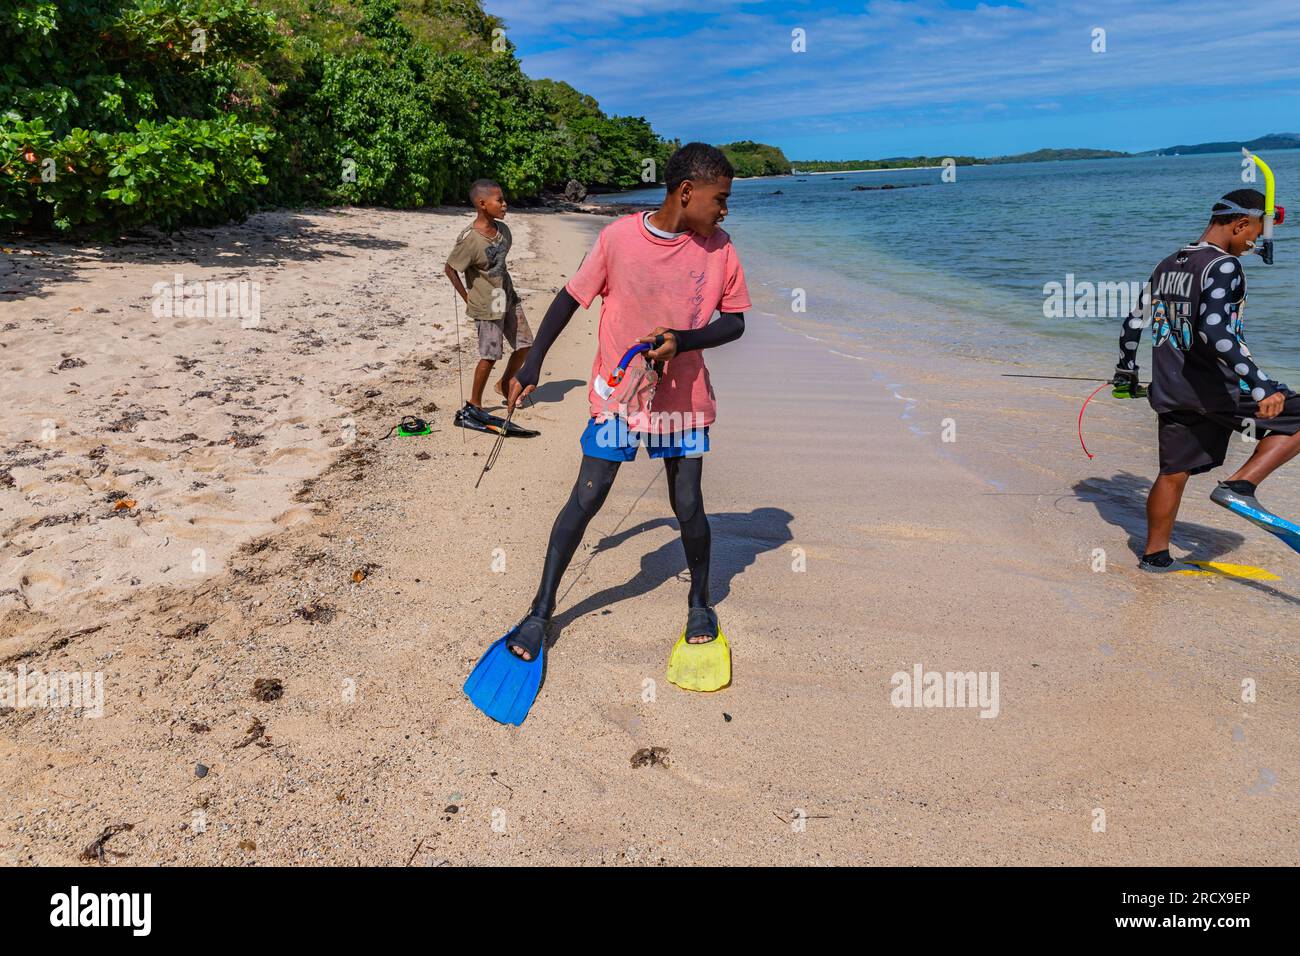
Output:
[719, 140, 791, 178]
[2, 0, 280, 232]
[1, 0, 675, 234]
[532, 78, 673, 192]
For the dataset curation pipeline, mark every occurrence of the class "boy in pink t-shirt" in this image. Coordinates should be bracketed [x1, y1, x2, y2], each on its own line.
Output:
[497, 143, 752, 672]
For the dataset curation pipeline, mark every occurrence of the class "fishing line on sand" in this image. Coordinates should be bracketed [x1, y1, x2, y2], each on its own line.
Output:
[453, 293, 466, 444]
[1002, 373, 1149, 384]
[556, 470, 660, 608]
[475, 406, 517, 488]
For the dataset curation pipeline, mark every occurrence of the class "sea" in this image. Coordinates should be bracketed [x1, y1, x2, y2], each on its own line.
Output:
[589, 151, 1300, 385]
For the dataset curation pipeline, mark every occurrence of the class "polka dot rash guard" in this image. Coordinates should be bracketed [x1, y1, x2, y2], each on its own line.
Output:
[1117, 242, 1280, 413]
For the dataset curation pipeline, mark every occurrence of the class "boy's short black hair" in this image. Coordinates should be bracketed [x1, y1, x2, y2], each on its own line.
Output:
[665, 143, 734, 193]
[470, 179, 502, 203]
[1210, 188, 1266, 225]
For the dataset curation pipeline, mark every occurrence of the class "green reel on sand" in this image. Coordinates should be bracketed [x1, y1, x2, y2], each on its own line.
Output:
[380, 416, 433, 439]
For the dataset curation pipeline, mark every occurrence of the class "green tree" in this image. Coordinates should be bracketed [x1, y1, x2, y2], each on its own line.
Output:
[2, 0, 280, 231]
[719, 141, 792, 178]
[532, 78, 672, 190]
[1, 0, 677, 233]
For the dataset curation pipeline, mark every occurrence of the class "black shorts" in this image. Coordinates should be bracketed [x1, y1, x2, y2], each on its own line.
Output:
[1157, 391, 1300, 475]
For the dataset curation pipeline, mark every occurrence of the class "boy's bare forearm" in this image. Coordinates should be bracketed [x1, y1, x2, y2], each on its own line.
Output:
[443, 265, 468, 300]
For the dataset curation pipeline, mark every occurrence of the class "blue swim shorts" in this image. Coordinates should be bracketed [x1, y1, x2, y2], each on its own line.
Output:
[579, 416, 710, 462]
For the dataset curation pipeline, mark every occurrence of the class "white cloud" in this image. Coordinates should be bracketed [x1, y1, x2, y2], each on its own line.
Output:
[490, 0, 1300, 145]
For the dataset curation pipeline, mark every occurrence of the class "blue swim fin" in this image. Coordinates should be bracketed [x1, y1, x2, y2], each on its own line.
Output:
[1211, 483, 1300, 555]
[463, 630, 544, 726]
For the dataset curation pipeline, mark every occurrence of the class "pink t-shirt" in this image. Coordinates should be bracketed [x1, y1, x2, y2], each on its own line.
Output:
[565, 213, 751, 434]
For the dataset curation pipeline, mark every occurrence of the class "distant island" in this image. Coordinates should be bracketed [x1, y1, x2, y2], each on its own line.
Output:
[1141, 132, 1300, 157]
[770, 133, 1300, 176]
[790, 148, 1117, 173]
[792, 155, 978, 173]
[719, 141, 796, 177]
[984, 147, 1129, 164]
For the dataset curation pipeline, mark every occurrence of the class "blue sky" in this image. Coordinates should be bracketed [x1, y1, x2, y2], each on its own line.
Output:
[487, 0, 1300, 159]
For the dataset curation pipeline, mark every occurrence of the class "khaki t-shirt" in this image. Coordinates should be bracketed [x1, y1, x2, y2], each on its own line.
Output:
[446, 221, 518, 320]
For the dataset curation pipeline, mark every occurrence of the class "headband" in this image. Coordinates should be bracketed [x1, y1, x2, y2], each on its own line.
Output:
[1212, 199, 1264, 218]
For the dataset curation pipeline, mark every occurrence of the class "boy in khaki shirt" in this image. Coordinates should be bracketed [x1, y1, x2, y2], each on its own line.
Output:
[443, 179, 533, 423]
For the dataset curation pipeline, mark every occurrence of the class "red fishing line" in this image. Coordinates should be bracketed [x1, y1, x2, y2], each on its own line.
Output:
[1077, 382, 1111, 459]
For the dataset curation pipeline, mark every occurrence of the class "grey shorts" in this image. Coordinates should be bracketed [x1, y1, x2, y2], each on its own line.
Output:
[476, 302, 533, 361]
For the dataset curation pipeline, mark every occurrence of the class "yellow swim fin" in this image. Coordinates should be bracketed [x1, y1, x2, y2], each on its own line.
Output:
[666, 629, 731, 692]
[1178, 561, 1281, 581]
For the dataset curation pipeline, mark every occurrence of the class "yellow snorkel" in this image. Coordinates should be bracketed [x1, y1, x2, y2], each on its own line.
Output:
[1243, 147, 1277, 264]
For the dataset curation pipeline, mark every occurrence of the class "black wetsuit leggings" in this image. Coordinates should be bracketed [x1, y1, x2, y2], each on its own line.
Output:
[530, 455, 710, 619]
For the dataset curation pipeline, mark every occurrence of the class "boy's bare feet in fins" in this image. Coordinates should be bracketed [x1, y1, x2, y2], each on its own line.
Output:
[685, 606, 719, 644]
[507, 614, 549, 661]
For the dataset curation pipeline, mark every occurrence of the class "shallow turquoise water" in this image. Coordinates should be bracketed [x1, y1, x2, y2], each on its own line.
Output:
[594, 152, 1300, 382]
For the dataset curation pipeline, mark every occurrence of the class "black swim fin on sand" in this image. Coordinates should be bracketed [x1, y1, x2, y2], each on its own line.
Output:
[454, 403, 539, 438]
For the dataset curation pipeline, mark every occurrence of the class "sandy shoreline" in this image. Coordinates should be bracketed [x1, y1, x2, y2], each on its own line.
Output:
[1, 209, 483, 615]
[1, 207, 1295, 865]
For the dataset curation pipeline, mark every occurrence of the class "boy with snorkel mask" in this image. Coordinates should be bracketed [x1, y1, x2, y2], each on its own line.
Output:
[1114, 182, 1296, 570]
[465, 142, 750, 720]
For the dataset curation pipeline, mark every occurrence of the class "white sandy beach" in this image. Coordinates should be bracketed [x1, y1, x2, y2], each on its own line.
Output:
[0, 208, 1295, 865]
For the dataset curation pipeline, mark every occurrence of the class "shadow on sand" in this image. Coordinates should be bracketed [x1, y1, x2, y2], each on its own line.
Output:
[525, 378, 586, 406]
[550, 505, 795, 641]
[1074, 471, 1244, 560]
[2, 210, 412, 302]
[1075, 471, 1300, 605]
